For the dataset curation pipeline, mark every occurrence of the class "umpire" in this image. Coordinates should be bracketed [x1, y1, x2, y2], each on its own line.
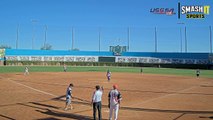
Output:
[92, 85, 103, 120]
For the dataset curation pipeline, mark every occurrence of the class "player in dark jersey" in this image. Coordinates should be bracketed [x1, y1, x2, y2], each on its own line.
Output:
[64, 83, 74, 110]
[196, 69, 200, 78]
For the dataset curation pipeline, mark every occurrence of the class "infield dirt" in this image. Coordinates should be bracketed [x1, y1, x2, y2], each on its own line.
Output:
[0, 72, 213, 120]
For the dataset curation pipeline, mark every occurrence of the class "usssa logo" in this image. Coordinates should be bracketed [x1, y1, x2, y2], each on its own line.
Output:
[150, 8, 176, 15]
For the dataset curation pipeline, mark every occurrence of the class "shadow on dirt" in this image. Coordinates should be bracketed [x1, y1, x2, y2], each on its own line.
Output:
[36, 109, 94, 120]
[199, 116, 213, 119]
[0, 114, 15, 120]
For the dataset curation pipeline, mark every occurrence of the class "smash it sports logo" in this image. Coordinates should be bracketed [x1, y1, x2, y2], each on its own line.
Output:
[178, 3, 210, 19]
[150, 8, 176, 16]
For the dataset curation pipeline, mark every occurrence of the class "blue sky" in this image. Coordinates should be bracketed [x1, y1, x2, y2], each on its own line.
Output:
[0, 0, 213, 52]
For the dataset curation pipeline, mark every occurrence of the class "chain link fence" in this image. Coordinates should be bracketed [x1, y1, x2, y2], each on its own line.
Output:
[0, 24, 212, 53]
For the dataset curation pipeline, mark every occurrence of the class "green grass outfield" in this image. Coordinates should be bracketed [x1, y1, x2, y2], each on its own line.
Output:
[0, 66, 213, 78]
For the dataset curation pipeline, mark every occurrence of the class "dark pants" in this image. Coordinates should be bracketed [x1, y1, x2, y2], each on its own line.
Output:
[197, 74, 200, 77]
[93, 101, 102, 120]
[107, 76, 110, 81]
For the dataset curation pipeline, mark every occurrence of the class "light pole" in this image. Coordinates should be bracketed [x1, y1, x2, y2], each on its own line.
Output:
[16, 24, 19, 49]
[177, 22, 185, 53]
[31, 19, 37, 49]
[210, 26, 212, 53]
[154, 27, 157, 52]
[127, 27, 130, 52]
[180, 28, 182, 53]
[44, 25, 47, 49]
[71, 27, 74, 50]
[184, 26, 187, 53]
[99, 27, 101, 52]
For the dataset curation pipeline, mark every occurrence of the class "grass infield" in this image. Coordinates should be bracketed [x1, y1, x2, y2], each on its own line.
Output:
[0, 66, 213, 78]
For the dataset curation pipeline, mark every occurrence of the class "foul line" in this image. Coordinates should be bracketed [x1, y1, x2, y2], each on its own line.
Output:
[0, 76, 58, 98]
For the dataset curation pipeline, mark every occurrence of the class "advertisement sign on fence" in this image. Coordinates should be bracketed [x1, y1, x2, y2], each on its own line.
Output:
[6, 56, 99, 62]
[115, 56, 208, 64]
[5, 55, 209, 65]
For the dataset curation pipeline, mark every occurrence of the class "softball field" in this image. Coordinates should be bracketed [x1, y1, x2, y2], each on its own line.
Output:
[0, 71, 213, 120]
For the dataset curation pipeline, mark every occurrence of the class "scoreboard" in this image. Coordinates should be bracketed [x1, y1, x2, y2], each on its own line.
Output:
[110, 45, 127, 56]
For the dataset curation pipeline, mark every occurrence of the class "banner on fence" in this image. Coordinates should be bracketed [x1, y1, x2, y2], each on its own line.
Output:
[6, 56, 99, 62]
[5, 55, 209, 64]
[115, 56, 209, 64]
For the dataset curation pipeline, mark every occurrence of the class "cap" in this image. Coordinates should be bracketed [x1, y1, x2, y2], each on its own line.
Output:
[113, 84, 118, 89]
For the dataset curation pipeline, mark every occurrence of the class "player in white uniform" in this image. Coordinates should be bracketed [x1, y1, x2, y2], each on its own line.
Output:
[24, 66, 29, 75]
[108, 84, 122, 120]
[64, 83, 74, 110]
[106, 69, 111, 82]
[63, 64, 67, 72]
